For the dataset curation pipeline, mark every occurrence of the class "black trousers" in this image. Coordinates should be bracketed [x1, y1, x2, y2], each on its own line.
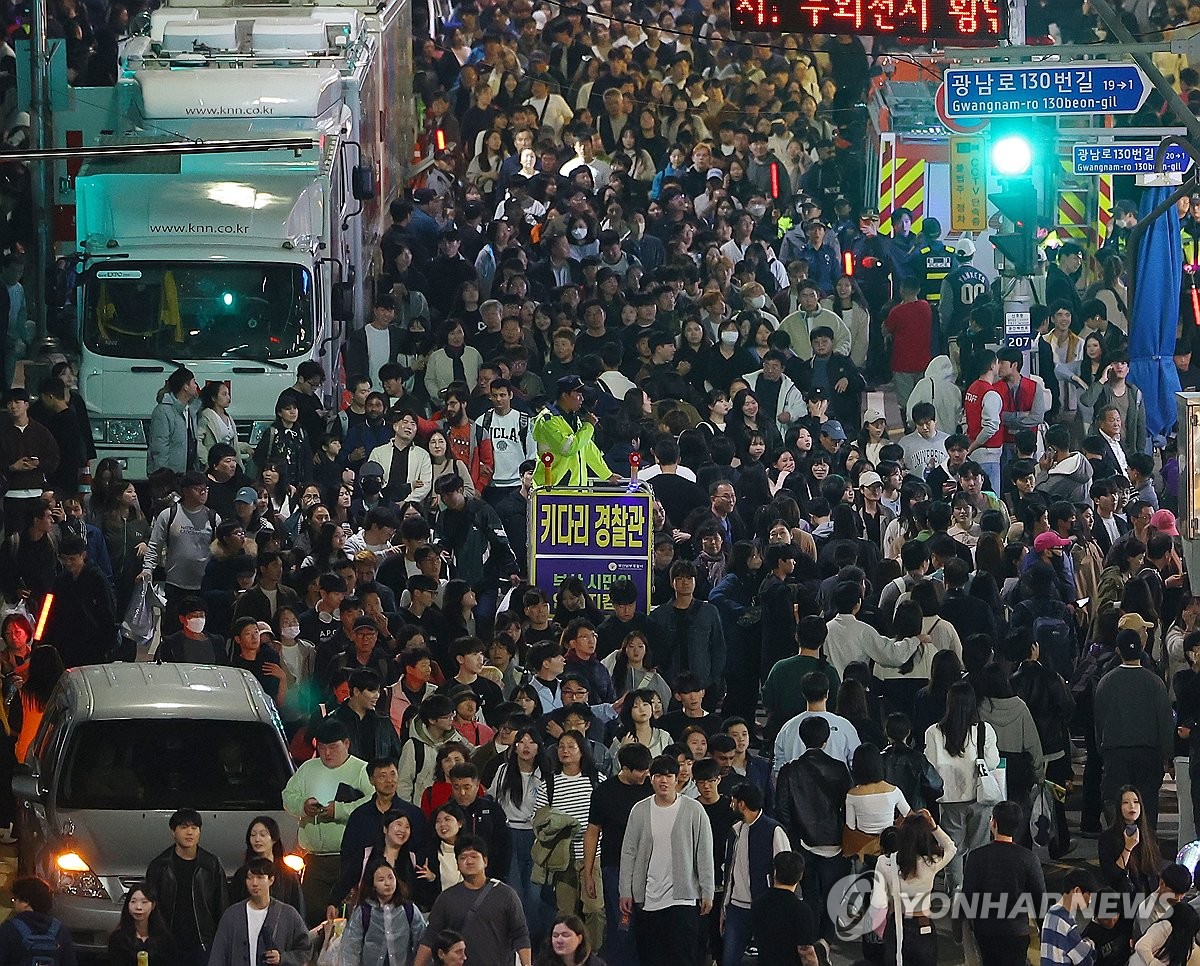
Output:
[633, 903, 699, 966]
[1101, 745, 1164, 833]
[976, 932, 1031, 966]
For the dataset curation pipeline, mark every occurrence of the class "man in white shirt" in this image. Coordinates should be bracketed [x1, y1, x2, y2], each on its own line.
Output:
[620, 755, 714, 966]
[559, 124, 612, 189]
[721, 782, 791, 966]
[773, 671, 862, 775]
[207, 858, 310, 966]
[475, 379, 536, 506]
[823, 582, 926, 679]
[524, 74, 573, 135]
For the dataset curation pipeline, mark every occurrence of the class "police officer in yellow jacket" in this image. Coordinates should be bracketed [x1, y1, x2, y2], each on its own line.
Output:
[909, 217, 955, 353]
[533, 376, 621, 486]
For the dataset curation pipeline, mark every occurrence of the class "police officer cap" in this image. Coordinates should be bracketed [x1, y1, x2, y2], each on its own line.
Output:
[557, 375, 585, 396]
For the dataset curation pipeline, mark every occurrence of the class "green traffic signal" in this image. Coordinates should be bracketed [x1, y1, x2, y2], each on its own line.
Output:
[991, 134, 1034, 177]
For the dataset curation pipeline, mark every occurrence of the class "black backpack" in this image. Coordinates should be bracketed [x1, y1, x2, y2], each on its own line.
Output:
[12, 918, 61, 966]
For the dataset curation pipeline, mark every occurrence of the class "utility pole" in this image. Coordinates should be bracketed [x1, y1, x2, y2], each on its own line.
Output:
[28, 0, 53, 345]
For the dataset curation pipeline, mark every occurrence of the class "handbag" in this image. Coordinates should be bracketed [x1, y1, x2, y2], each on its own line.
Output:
[974, 722, 1004, 805]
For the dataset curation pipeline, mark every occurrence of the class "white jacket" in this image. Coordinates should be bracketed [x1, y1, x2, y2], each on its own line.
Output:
[366, 440, 434, 504]
[744, 371, 805, 439]
[778, 308, 852, 361]
[905, 355, 963, 433]
[924, 721, 999, 804]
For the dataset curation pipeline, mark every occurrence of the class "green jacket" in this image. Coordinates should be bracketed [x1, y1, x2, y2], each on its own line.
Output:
[532, 406, 612, 486]
[531, 805, 579, 884]
[282, 755, 373, 854]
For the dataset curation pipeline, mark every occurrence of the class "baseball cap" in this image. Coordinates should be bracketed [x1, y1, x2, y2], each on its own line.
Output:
[1151, 509, 1179, 536]
[1033, 531, 1071, 552]
[858, 471, 883, 488]
[557, 375, 585, 395]
[353, 615, 379, 632]
[706, 167, 724, 181]
[805, 386, 828, 403]
[413, 187, 438, 204]
[1117, 613, 1154, 633]
[255, 621, 275, 638]
[862, 409, 886, 425]
[359, 461, 385, 479]
[955, 238, 977, 258]
[234, 486, 258, 505]
[821, 421, 847, 441]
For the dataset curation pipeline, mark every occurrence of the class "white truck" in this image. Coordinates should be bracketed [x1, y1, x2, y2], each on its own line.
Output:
[75, 8, 409, 476]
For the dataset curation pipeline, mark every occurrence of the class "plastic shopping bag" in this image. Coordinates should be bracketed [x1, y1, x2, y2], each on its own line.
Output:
[120, 582, 156, 649]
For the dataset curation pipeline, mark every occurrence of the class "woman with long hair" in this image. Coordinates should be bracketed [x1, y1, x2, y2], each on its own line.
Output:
[822, 275, 871, 368]
[425, 321, 483, 402]
[230, 816, 304, 915]
[106, 882, 176, 966]
[417, 803, 467, 897]
[1099, 785, 1162, 895]
[492, 727, 550, 941]
[87, 457, 125, 522]
[1085, 253, 1130, 333]
[602, 631, 673, 707]
[431, 930, 466, 966]
[534, 914, 603, 966]
[727, 388, 783, 457]
[420, 744, 470, 819]
[101, 479, 151, 612]
[848, 411, 889, 473]
[339, 860, 427, 966]
[923, 680, 998, 893]
[846, 743, 911, 837]
[882, 480, 931, 560]
[441, 580, 477, 641]
[302, 521, 346, 573]
[870, 809, 955, 966]
[196, 380, 243, 471]
[426, 430, 477, 501]
[1059, 331, 1109, 434]
[330, 809, 423, 914]
[912, 650, 964, 751]
[1092, 537, 1148, 640]
[465, 128, 509, 197]
[608, 690, 670, 759]
[1133, 897, 1200, 966]
[12, 647, 64, 763]
[533, 731, 603, 950]
[975, 662, 1045, 804]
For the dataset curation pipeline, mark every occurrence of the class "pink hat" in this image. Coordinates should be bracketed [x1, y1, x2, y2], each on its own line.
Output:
[1033, 531, 1071, 552]
[1151, 509, 1179, 536]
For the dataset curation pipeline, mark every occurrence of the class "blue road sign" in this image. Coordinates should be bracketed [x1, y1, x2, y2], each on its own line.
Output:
[1073, 143, 1194, 175]
[943, 63, 1150, 119]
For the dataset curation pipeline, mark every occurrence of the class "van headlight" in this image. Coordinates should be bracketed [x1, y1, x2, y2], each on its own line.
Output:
[52, 851, 109, 899]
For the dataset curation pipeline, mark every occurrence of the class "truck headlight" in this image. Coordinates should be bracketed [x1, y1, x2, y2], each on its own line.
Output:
[101, 419, 147, 445]
[53, 851, 109, 899]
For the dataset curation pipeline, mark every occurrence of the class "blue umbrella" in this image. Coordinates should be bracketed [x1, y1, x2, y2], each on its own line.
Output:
[1130, 185, 1183, 442]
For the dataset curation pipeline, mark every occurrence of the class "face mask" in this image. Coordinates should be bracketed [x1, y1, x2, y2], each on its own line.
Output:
[720, 331, 739, 345]
[280, 625, 300, 640]
[361, 477, 382, 495]
[748, 205, 766, 218]
[185, 617, 206, 634]
[746, 295, 766, 309]
[571, 227, 588, 240]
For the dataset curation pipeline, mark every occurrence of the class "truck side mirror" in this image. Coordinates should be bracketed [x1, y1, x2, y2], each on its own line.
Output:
[12, 768, 43, 802]
[351, 163, 376, 201]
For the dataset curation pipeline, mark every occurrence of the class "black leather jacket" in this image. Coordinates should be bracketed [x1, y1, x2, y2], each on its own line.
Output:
[776, 749, 852, 849]
[144, 846, 230, 950]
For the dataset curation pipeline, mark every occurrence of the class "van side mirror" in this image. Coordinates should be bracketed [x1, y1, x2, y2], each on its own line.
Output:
[332, 281, 354, 321]
[12, 769, 43, 802]
[351, 163, 376, 201]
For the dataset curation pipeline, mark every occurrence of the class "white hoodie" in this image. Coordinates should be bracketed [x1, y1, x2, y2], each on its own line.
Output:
[905, 356, 963, 434]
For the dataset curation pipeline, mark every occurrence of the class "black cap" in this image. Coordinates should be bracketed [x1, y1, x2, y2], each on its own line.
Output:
[557, 375, 585, 395]
[352, 615, 379, 632]
[3, 387, 29, 403]
[413, 187, 438, 204]
[805, 387, 828, 402]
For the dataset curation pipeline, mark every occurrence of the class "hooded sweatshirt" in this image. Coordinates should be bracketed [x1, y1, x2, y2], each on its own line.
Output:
[1034, 451, 1094, 506]
[905, 356, 963, 434]
[978, 695, 1045, 784]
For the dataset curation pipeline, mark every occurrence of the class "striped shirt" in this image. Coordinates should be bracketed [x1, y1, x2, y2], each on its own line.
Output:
[1040, 903, 1095, 965]
[535, 771, 598, 863]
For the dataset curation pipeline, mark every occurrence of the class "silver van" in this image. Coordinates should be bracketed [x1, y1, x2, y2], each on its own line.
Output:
[12, 662, 297, 951]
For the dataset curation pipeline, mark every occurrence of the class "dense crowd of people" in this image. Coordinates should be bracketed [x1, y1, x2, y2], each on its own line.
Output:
[4, 0, 1200, 964]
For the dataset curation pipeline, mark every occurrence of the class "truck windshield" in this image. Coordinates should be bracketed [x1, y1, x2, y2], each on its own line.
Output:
[56, 719, 291, 810]
[83, 262, 313, 360]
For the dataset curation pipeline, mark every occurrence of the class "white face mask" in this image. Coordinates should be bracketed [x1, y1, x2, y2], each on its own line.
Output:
[185, 617, 206, 634]
[720, 331, 740, 345]
[748, 205, 767, 218]
[746, 295, 766, 309]
[571, 227, 588, 240]
[280, 625, 300, 640]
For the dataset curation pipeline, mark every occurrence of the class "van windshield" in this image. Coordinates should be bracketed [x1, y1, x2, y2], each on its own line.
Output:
[56, 719, 291, 811]
[82, 262, 314, 360]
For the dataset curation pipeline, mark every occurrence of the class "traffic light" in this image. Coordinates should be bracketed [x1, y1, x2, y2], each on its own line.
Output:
[990, 133, 1033, 177]
[990, 177, 1038, 276]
